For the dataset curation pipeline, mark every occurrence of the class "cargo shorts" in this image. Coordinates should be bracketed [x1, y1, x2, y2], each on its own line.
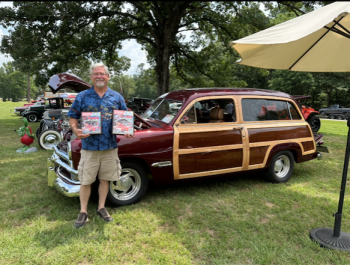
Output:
[78, 148, 122, 185]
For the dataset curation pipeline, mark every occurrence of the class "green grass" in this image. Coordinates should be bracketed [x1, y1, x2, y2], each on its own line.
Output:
[1, 101, 350, 264]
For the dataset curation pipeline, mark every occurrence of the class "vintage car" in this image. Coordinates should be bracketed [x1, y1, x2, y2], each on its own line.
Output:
[36, 73, 91, 150]
[127, 97, 154, 114]
[47, 87, 328, 207]
[14, 101, 45, 115]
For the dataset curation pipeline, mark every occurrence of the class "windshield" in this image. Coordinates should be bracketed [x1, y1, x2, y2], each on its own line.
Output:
[32, 101, 42, 107]
[142, 98, 183, 124]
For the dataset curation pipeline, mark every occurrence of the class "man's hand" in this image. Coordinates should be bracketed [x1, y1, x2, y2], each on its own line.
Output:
[73, 128, 90, 139]
[125, 129, 136, 138]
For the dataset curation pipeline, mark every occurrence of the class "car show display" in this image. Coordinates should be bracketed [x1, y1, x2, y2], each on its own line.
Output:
[112, 110, 134, 135]
[35, 72, 91, 150]
[81, 112, 102, 134]
[47, 87, 327, 208]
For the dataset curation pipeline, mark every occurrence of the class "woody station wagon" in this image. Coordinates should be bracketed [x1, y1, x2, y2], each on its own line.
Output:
[47, 86, 327, 206]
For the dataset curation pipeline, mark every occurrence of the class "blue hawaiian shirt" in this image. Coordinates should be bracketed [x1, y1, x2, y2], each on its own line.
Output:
[67, 86, 127, 151]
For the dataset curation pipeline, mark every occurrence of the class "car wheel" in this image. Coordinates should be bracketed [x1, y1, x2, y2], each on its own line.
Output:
[307, 115, 321, 132]
[266, 151, 294, 183]
[27, 114, 38, 122]
[320, 111, 326, 116]
[38, 129, 61, 150]
[107, 162, 149, 206]
[337, 115, 343, 120]
[329, 115, 335, 119]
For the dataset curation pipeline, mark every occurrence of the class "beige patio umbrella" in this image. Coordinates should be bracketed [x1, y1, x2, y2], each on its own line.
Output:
[231, 1, 350, 252]
[230, 1, 350, 72]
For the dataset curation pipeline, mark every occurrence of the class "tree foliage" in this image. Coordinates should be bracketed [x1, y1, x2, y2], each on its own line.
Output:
[0, 62, 38, 102]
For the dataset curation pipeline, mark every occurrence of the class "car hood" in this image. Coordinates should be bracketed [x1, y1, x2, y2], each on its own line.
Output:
[49, 72, 91, 94]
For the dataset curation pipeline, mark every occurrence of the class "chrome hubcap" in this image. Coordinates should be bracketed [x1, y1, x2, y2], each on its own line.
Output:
[274, 155, 290, 178]
[110, 168, 141, 201]
[42, 132, 60, 149]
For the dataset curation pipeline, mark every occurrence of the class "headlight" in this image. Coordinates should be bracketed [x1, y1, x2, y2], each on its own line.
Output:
[67, 142, 72, 160]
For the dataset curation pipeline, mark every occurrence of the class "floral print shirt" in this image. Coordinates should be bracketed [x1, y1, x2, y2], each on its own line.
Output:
[67, 86, 127, 151]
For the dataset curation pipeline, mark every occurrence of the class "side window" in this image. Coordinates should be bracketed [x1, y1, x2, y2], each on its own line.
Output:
[181, 105, 196, 124]
[243, 99, 301, 121]
[266, 100, 291, 120]
[242, 99, 267, 121]
[288, 102, 302, 120]
[180, 98, 236, 124]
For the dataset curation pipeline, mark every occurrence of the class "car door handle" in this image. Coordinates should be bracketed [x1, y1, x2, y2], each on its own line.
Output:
[234, 127, 245, 137]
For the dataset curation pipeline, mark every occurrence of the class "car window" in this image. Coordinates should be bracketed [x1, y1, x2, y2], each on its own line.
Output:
[142, 98, 183, 124]
[180, 98, 236, 124]
[242, 99, 301, 121]
[288, 102, 302, 120]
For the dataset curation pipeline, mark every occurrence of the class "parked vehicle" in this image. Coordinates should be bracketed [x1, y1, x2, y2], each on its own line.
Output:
[127, 97, 154, 114]
[14, 101, 45, 115]
[319, 104, 350, 119]
[47, 87, 328, 207]
[292, 95, 321, 132]
[36, 72, 91, 150]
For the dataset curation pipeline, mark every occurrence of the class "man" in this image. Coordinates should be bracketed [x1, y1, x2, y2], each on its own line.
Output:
[67, 63, 133, 228]
[225, 102, 234, 115]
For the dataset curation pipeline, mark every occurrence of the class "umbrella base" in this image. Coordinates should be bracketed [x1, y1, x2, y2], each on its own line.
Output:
[310, 228, 350, 251]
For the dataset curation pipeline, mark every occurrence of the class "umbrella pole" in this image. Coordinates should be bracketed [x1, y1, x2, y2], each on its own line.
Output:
[310, 118, 350, 251]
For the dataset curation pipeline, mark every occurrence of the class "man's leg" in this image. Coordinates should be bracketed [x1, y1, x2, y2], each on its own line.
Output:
[98, 179, 109, 210]
[80, 184, 92, 213]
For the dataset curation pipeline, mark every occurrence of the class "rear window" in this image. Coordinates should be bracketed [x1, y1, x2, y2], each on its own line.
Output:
[242, 99, 302, 121]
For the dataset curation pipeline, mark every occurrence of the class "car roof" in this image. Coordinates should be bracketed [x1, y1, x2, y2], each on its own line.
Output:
[163, 88, 293, 102]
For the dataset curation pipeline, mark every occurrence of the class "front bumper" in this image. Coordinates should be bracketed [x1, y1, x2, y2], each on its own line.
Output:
[47, 146, 80, 197]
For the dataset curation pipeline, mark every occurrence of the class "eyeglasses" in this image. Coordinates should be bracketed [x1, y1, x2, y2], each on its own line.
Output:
[92, 73, 107, 77]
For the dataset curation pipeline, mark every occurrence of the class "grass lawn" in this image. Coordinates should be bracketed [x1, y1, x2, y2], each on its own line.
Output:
[1, 101, 350, 264]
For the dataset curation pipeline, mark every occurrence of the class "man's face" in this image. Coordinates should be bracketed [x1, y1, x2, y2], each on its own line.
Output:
[90, 66, 110, 88]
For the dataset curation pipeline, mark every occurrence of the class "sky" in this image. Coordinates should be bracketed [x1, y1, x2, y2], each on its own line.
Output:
[0, 1, 150, 76]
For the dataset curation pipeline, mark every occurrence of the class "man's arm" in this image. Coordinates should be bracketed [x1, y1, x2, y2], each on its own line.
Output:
[69, 117, 90, 139]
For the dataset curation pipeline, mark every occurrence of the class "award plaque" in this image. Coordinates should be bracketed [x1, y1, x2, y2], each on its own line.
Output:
[112, 110, 134, 135]
[81, 112, 102, 134]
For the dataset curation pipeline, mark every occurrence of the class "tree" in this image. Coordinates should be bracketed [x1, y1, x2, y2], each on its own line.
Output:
[0, 62, 37, 102]
[109, 74, 136, 100]
[0, 1, 331, 97]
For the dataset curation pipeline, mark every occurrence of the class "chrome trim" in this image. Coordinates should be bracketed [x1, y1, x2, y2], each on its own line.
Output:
[151, 161, 172, 167]
[56, 166, 80, 184]
[52, 146, 75, 169]
[67, 142, 72, 160]
[48, 167, 56, 187]
[53, 178, 80, 197]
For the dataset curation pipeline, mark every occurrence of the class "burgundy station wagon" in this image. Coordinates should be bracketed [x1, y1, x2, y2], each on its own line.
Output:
[47, 78, 328, 206]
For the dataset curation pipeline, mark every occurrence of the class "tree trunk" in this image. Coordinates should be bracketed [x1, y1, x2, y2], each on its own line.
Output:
[27, 73, 30, 102]
[155, 47, 170, 97]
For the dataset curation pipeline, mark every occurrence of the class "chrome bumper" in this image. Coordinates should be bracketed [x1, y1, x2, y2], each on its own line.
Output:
[47, 146, 80, 197]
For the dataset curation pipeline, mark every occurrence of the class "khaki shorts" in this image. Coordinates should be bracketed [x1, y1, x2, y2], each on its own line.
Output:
[78, 148, 122, 185]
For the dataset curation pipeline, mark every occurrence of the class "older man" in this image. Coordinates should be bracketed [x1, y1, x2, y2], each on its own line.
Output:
[68, 63, 133, 228]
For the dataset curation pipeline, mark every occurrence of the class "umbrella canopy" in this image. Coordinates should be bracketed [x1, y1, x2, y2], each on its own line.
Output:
[230, 2, 350, 72]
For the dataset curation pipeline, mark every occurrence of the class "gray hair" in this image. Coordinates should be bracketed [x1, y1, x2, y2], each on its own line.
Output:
[90, 63, 110, 75]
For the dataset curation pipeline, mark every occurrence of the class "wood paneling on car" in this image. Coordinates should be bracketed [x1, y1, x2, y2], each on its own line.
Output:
[179, 149, 243, 174]
[302, 141, 315, 152]
[179, 130, 242, 149]
[248, 126, 311, 143]
[249, 146, 269, 165]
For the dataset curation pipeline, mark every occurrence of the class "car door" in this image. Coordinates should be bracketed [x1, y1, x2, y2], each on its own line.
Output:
[172, 96, 248, 180]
